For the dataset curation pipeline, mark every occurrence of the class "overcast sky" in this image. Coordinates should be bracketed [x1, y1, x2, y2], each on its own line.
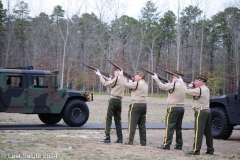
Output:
[2, 0, 237, 20]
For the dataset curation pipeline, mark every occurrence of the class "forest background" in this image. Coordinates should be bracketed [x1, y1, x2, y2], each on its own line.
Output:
[0, 0, 240, 97]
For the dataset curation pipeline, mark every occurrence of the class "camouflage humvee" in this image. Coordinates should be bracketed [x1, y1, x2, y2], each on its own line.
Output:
[0, 66, 93, 127]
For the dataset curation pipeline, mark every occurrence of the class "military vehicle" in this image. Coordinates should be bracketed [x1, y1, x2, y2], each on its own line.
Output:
[210, 83, 240, 139]
[0, 66, 92, 127]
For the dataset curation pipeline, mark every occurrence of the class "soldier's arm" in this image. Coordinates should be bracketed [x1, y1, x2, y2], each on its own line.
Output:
[185, 87, 201, 96]
[99, 75, 116, 87]
[119, 75, 136, 90]
[155, 78, 174, 91]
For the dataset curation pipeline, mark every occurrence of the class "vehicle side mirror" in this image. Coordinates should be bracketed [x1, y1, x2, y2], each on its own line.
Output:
[53, 70, 60, 89]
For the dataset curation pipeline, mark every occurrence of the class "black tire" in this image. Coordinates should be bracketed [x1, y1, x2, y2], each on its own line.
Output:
[38, 114, 62, 125]
[62, 99, 89, 127]
[210, 107, 233, 139]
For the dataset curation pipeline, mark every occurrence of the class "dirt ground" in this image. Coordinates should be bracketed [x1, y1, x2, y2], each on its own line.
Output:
[0, 95, 240, 160]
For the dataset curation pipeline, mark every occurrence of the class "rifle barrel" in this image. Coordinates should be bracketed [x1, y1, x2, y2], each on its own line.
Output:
[82, 63, 112, 78]
[158, 67, 191, 84]
[108, 60, 134, 82]
[81, 63, 97, 71]
[140, 67, 169, 83]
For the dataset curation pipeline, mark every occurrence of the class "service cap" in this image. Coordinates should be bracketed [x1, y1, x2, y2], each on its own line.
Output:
[196, 74, 208, 83]
[113, 66, 120, 71]
[173, 71, 184, 77]
[137, 71, 146, 78]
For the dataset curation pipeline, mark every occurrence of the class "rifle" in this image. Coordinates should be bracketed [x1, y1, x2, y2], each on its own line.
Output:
[159, 68, 192, 84]
[82, 63, 112, 79]
[140, 67, 169, 83]
[108, 60, 135, 82]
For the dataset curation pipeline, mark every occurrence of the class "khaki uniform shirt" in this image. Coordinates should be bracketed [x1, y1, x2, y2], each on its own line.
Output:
[99, 75, 126, 98]
[119, 76, 148, 103]
[185, 85, 210, 111]
[155, 78, 186, 108]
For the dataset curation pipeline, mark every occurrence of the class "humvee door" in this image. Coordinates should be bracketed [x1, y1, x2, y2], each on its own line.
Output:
[25, 75, 53, 113]
[0, 74, 25, 112]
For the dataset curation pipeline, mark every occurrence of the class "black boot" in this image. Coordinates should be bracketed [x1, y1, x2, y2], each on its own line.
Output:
[115, 139, 123, 143]
[157, 145, 170, 150]
[100, 139, 111, 143]
[187, 151, 200, 155]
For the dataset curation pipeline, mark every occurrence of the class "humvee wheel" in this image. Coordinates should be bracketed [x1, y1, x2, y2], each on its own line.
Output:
[62, 99, 89, 127]
[210, 107, 233, 139]
[38, 114, 62, 125]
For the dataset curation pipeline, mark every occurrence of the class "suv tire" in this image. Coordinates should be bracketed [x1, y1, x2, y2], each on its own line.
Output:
[62, 99, 89, 127]
[38, 114, 62, 125]
[210, 107, 233, 139]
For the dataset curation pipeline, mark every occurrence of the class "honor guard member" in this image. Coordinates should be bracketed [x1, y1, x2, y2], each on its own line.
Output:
[184, 75, 214, 155]
[119, 70, 148, 146]
[152, 71, 186, 150]
[94, 67, 126, 143]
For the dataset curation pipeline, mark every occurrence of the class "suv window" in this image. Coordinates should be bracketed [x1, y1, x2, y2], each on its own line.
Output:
[33, 76, 49, 88]
[7, 76, 22, 88]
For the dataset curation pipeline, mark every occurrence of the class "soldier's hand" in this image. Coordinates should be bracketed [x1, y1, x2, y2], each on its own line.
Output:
[151, 73, 158, 80]
[187, 83, 193, 88]
[94, 69, 101, 76]
[128, 80, 133, 83]
[107, 77, 112, 81]
[119, 69, 123, 76]
[177, 76, 183, 83]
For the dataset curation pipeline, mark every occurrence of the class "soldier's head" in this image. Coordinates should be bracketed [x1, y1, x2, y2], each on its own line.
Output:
[172, 71, 184, 82]
[194, 74, 208, 87]
[113, 66, 120, 77]
[135, 71, 145, 81]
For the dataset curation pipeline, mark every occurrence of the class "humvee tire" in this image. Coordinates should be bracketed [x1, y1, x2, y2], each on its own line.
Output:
[211, 107, 233, 139]
[62, 99, 89, 127]
[38, 114, 62, 125]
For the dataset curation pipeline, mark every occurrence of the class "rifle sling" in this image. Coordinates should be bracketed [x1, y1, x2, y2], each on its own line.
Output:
[193, 87, 201, 100]
[169, 82, 176, 94]
[132, 81, 138, 92]
[111, 77, 118, 88]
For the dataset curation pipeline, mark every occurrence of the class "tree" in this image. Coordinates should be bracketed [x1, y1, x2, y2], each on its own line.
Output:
[0, 0, 6, 34]
[0, 0, 7, 62]
[77, 13, 106, 92]
[13, 1, 30, 66]
[223, 7, 240, 91]
[180, 5, 202, 79]
[156, 10, 176, 70]
[139, 0, 160, 94]
[30, 12, 53, 70]
[51, 5, 66, 88]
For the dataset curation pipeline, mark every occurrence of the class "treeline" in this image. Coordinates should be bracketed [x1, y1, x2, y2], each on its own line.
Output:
[0, 0, 239, 96]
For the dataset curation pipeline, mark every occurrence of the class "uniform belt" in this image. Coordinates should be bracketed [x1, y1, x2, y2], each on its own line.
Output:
[111, 95, 122, 99]
[195, 108, 209, 111]
[132, 100, 146, 103]
[168, 104, 184, 108]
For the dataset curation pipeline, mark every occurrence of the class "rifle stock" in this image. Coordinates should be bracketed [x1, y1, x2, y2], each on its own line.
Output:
[140, 67, 169, 83]
[158, 68, 192, 84]
[81, 63, 112, 79]
[108, 60, 135, 82]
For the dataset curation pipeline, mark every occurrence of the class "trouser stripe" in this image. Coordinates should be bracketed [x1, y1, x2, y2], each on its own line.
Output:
[164, 107, 172, 147]
[128, 103, 134, 143]
[104, 100, 110, 134]
[194, 110, 201, 153]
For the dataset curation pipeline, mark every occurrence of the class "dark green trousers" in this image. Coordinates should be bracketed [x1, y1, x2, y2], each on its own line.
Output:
[163, 107, 184, 148]
[104, 98, 123, 140]
[193, 109, 214, 154]
[127, 103, 147, 146]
